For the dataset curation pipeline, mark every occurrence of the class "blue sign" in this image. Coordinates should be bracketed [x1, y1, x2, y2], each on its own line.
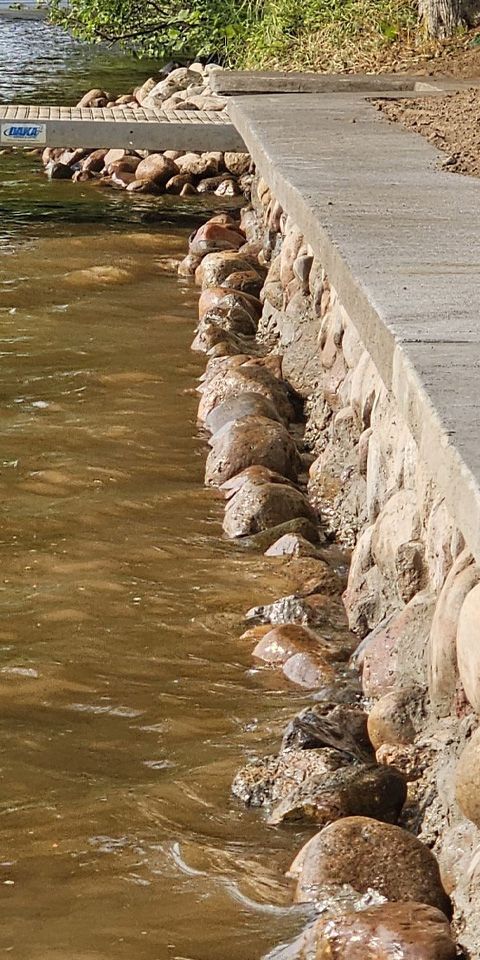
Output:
[1, 122, 46, 144]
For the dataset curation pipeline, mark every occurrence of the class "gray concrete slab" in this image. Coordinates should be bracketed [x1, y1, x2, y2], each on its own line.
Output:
[228, 92, 480, 560]
[211, 70, 418, 96]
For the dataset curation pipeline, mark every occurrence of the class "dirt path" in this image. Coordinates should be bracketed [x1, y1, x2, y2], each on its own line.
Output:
[378, 88, 480, 179]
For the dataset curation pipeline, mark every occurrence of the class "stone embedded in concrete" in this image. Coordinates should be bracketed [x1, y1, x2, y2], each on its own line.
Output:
[455, 728, 480, 827]
[367, 690, 416, 750]
[428, 549, 480, 716]
[456, 581, 480, 712]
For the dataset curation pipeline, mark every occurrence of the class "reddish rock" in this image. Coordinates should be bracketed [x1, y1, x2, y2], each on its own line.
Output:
[195, 251, 262, 289]
[198, 286, 262, 324]
[190, 222, 245, 256]
[220, 269, 263, 297]
[197, 362, 294, 425]
[302, 902, 456, 960]
[205, 394, 283, 435]
[165, 173, 194, 194]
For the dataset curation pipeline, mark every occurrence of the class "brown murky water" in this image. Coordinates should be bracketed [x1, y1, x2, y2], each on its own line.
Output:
[0, 22, 316, 957]
[0, 221, 316, 959]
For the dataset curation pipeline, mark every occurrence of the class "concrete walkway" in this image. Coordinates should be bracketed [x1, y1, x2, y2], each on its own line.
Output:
[228, 92, 480, 560]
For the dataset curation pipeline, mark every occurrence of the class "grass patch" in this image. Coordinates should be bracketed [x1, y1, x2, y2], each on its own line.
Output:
[233, 0, 421, 72]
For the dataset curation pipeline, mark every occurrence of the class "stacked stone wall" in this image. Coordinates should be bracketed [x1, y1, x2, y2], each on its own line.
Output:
[249, 174, 480, 954]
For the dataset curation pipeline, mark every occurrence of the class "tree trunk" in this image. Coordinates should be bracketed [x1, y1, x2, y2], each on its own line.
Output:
[419, 0, 479, 36]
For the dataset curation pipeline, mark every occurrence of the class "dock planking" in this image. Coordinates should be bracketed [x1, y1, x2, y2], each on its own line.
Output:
[0, 104, 246, 151]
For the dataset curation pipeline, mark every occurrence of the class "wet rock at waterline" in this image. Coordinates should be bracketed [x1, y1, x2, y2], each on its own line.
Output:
[232, 747, 350, 808]
[195, 251, 265, 291]
[205, 393, 284, 435]
[223, 479, 315, 538]
[252, 623, 336, 666]
[281, 703, 374, 761]
[278, 902, 456, 960]
[198, 287, 262, 325]
[264, 533, 323, 558]
[267, 762, 406, 827]
[191, 323, 256, 356]
[240, 517, 321, 551]
[197, 363, 295, 425]
[281, 651, 335, 688]
[220, 465, 297, 499]
[205, 416, 301, 487]
[189, 222, 245, 256]
[245, 593, 334, 628]
[291, 816, 450, 915]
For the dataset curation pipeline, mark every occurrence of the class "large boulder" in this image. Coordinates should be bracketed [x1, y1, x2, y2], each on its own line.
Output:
[253, 624, 333, 665]
[198, 287, 261, 324]
[292, 816, 450, 915]
[205, 416, 300, 486]
[223, 478, 315, 539]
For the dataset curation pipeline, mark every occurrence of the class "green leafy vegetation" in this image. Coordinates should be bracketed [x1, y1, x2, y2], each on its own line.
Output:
[47, 0, 422, 71]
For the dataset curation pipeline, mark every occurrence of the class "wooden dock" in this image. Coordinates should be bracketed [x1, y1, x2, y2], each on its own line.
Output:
[0, 104, 246, 152]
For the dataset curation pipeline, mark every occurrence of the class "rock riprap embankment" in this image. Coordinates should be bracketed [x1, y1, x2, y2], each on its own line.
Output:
[37, 64, 252, 197]
[182, 192, 461, 959]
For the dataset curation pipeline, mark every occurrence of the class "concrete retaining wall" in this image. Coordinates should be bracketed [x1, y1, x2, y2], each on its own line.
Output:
[238, 141, 480, 951]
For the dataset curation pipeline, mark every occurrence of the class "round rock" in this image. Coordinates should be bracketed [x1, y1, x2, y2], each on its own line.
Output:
[455, 727, 480, 827]
[304, 902, 456, 960]
[293, 816, 450, 915]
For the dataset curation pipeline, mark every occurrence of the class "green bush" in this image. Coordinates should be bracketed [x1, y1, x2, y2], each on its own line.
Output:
[48, 0, 417, 71]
